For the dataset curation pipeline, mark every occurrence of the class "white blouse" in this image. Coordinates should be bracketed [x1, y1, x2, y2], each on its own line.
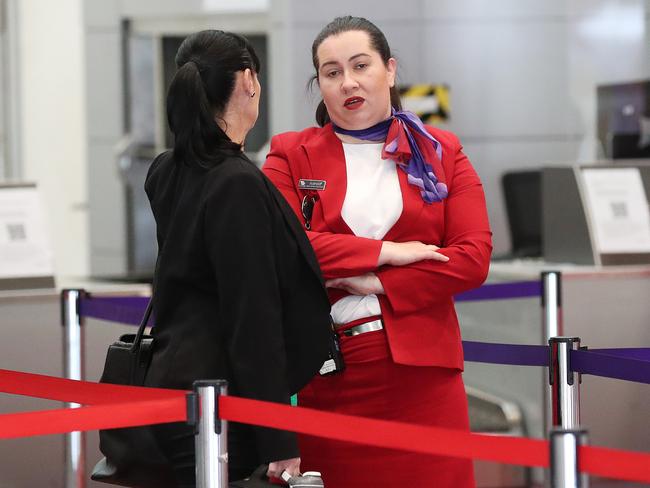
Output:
[330, 142, 403, 325]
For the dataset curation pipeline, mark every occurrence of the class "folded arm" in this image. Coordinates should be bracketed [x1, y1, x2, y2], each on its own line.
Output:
[377, 144, 492, 314]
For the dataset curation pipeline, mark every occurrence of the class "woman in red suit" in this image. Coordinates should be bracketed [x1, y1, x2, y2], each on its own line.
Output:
[263, 16, 492, 488]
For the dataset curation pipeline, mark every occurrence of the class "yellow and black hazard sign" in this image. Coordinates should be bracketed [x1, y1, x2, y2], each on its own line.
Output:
[398, 84, 450, 124]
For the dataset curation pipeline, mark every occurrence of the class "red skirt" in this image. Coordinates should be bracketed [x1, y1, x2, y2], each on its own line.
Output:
[298, 327, 475, 488]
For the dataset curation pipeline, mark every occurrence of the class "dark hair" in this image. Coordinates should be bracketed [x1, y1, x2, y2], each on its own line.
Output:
[166, 30, 260, 166]
[310, 16, 402, 127]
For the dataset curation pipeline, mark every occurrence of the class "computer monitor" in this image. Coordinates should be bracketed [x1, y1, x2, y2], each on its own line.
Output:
[597, 80, 650, 159]
[610, 133, 650, 159]
[501, 170, 542, 258]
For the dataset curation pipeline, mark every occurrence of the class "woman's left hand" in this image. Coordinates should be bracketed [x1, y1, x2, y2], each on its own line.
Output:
[326, 273, 384, 295]
[267, 457, 301, 479]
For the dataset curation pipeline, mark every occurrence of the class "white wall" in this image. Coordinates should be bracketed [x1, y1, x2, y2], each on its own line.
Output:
[422, 0, 578, 254]
[0, 1, 4, 177]
[7, 0, 649, 276]
[0, 0, 20, 180]
[17, 0, 88, 277]
[568, 0, 650, 160]
[84, 0, 125, 276]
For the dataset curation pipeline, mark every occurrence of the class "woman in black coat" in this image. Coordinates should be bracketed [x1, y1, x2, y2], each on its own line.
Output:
[143, 30, 331, 486]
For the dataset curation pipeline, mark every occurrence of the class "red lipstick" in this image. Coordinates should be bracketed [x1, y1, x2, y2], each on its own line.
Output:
[344, 96, 365, 110]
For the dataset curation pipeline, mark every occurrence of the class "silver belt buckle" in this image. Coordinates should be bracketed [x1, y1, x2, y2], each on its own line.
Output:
[342, 318, 384, 337]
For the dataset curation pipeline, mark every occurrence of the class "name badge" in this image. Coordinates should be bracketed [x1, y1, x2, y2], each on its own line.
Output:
[298, 179, 326, 191]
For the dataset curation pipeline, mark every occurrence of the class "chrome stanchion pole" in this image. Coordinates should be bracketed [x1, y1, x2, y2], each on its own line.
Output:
[549, 337, 581, 429]
[61, 289, 86, 488]
[540, 271, 564, 486]
[188, 380, 229, 488]
[550, 428, 589, 488]
[542, 271, 563, 431]
[542, 271, 562, 339]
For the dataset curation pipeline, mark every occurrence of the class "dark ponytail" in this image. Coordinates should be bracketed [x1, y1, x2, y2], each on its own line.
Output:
[166, 30, 260, 167]
[310, 16, 402, 127]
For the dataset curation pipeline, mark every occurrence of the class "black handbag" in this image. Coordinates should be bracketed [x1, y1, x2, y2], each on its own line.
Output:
[90, 299, 176, 488]
[89, 302, 283, 488]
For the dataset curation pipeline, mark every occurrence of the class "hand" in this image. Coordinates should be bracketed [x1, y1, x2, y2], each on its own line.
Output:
[326, 273, 384, 295]
[267, 457, 300, 479]
[378, 241, 449, 267]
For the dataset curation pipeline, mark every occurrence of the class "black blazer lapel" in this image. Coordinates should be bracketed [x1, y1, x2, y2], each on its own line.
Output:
[264, 177, 326, 286]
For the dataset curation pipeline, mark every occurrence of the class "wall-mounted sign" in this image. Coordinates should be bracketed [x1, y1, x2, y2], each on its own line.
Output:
[0, 184, 55, 290]
[399, 84, 450, 124]
[581, 168, 650, 254]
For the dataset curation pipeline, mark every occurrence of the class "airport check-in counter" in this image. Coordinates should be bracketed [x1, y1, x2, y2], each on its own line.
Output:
[0, 280, 151, 488]
[459, 261, 650, 452]
[460, 161, 650, 484]
[457, 261, 650, 486]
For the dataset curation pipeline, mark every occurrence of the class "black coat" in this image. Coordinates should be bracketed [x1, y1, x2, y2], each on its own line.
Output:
[143, 150, 331, 462]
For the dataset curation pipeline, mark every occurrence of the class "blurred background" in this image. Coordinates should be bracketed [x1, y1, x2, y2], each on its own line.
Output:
[1, 1, 649, 487]
[1, 0, 649, 281]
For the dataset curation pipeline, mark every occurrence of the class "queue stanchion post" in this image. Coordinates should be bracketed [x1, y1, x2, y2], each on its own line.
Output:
[549, 337, 581, 429]
[542, 271, 563, 339]
[550, 428, 589, 488]
[60, 289, 86, 488]
[188, 380, 229, 488]
[542, 271, 563, 456]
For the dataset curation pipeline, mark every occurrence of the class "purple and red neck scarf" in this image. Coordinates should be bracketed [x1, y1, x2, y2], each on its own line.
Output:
[332, 109, 448, 203]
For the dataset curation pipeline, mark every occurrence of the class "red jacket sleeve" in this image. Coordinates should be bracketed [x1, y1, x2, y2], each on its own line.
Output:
[376, 138, 492, 315]
[263, 134, 382, 279]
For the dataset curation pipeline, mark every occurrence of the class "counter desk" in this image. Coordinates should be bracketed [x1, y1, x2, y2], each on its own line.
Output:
[458, 260, 650, 454]
[0, 279, 151, 488]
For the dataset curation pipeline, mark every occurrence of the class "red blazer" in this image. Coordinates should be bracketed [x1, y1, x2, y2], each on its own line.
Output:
[263, 123, 492, 369]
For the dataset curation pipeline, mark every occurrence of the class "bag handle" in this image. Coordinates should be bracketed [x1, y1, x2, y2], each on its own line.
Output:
[130, 298, 153, 353]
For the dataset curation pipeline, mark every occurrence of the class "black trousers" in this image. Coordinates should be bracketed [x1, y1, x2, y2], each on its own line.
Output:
[152, 421, 261, 487]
